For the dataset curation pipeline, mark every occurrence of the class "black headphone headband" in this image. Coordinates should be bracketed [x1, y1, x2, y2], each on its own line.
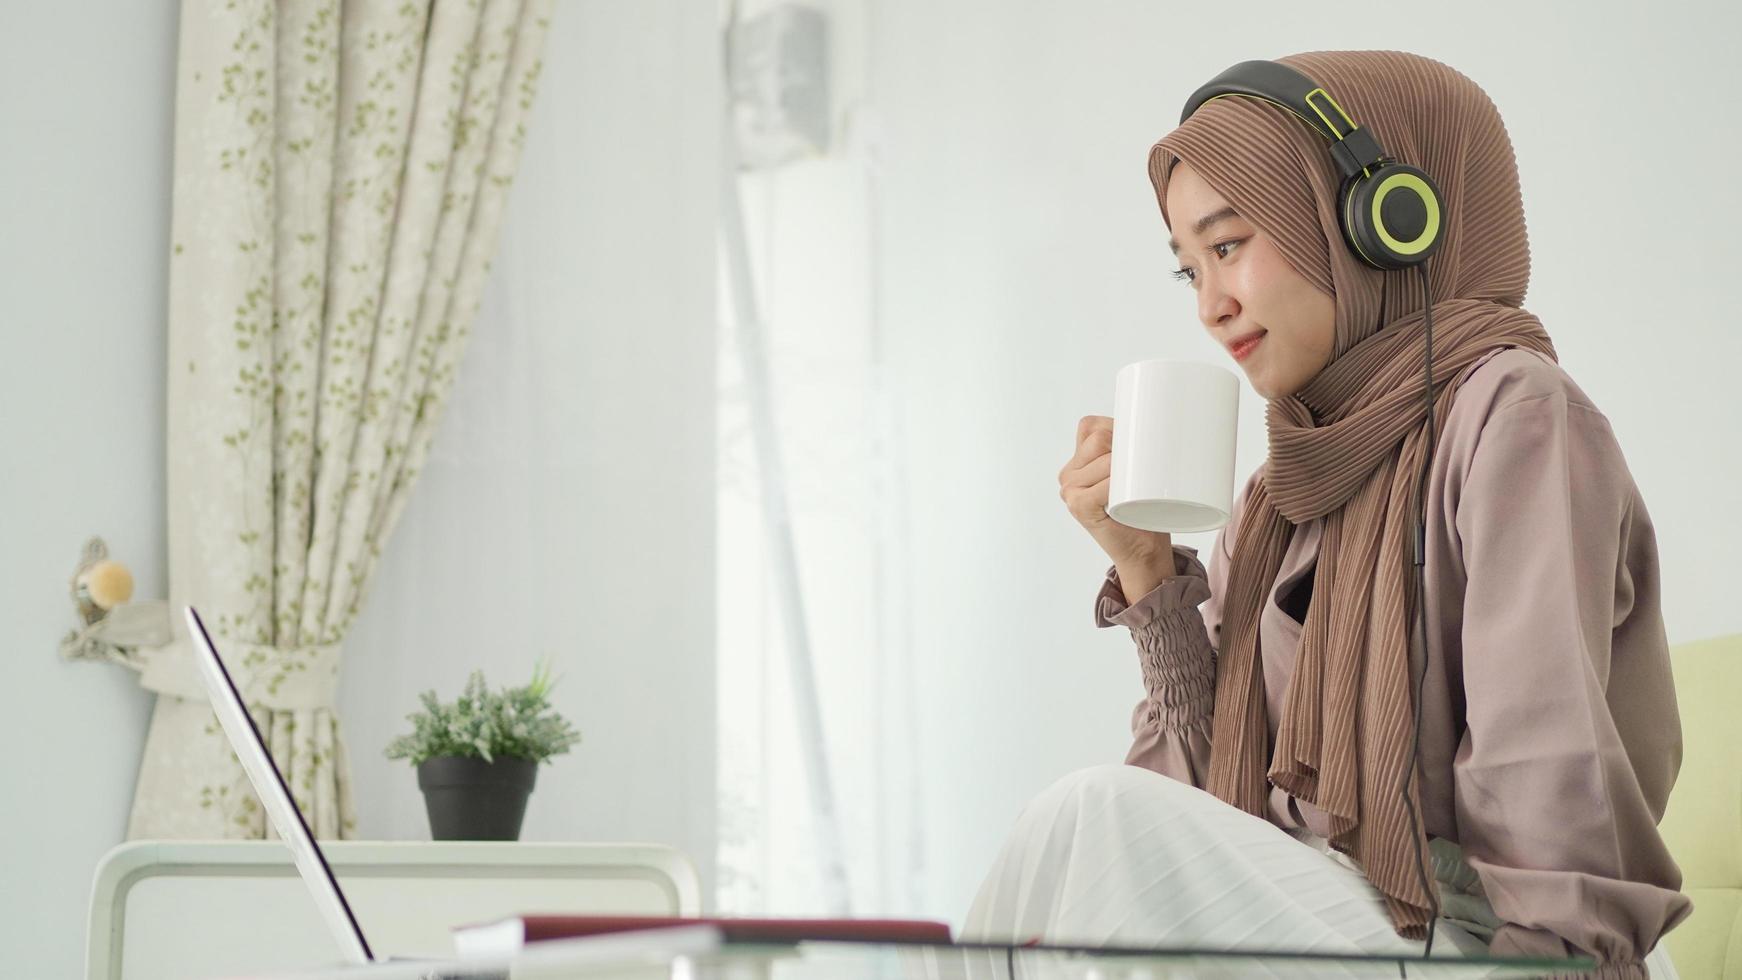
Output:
[1176, 59, 1445, 271]
[1181, 60, 1390, 181]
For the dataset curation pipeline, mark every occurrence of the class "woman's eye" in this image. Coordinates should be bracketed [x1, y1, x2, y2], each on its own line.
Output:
[1170, 239, 1242, 286]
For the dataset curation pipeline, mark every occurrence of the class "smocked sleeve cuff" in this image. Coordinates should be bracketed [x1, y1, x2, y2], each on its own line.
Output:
[1094, 545, 1211, 630]
[1490, 926, 1650, 979]
[1530, 961, 1646, 979]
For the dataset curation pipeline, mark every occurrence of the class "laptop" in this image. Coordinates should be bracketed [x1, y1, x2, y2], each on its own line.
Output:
[185, 605, 510, 978]
[185, 605, 954, 977]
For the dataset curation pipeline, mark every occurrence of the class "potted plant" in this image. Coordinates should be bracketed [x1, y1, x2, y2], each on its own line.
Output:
[385, 662, 581, 841]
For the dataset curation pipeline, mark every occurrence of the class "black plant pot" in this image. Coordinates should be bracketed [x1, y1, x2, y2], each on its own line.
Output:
[416, 755, 538, 841]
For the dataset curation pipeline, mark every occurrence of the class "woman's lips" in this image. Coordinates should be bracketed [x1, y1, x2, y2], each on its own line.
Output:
[1229, 332, 1265, 362]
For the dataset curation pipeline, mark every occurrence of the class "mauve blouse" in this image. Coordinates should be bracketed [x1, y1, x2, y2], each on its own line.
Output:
[1093, 348, 1693, 979]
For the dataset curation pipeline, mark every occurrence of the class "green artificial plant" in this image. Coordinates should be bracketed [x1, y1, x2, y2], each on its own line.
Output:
[384, 661, 581, 766]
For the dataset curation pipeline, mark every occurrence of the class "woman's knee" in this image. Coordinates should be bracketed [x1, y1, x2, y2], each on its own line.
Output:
[1074, 762, 1193, 794]
[1029, 763, 1194, 815]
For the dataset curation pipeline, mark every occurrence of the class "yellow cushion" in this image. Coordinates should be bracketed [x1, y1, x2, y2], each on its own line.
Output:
[1659, 633, 1742, 978]
[1663, 888, 1742, 980]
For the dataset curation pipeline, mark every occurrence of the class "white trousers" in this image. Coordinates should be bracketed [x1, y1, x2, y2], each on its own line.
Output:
[960, 764, 1679, 979]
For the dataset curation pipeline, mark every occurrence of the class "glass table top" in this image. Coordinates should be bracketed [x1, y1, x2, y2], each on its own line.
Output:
[264, 932, 1595, 979]
[630, 937, 1590, 979]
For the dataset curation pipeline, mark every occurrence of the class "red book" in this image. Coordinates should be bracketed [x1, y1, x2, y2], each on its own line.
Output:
[452, 914, 954, 958]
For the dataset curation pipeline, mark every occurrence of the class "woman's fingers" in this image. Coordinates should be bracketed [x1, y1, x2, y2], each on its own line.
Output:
[1069, 450, 1112, 490]
[1063, 417, 1115, 481]
[1076, 414, 1109, 444]
[1063, 474, 1113, 525]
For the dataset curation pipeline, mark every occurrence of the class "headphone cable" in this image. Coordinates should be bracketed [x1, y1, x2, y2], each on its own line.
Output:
[1404, 260, 1441, 964]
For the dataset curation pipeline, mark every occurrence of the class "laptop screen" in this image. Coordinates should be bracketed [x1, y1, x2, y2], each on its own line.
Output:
[184, 605, 375, 965]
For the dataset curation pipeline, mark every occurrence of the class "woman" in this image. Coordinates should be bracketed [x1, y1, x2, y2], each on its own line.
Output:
[964, 51, 1691, 979]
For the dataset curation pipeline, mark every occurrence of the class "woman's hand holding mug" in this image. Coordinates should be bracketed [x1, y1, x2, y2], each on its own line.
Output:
[1063, 360, 1238, 606]
[1060, 415, 1175, 602]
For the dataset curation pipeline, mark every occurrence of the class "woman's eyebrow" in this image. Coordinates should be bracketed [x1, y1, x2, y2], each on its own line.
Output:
[1168, 206, 1241, 255]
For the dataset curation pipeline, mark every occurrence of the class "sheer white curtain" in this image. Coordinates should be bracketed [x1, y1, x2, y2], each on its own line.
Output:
[715, 0, 926, 917]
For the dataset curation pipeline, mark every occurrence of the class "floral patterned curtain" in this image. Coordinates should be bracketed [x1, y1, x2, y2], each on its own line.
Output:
[125, 0, 553, 838]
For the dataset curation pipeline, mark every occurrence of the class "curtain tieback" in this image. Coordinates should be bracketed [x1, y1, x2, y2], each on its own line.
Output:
[132, 612, 344, 712]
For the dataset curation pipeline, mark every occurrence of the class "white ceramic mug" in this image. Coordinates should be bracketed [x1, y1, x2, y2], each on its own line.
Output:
[1106, 359, 1240, 533]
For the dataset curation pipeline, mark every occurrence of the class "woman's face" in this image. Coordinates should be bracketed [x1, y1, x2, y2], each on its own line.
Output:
[1163, 159, 1336, 400]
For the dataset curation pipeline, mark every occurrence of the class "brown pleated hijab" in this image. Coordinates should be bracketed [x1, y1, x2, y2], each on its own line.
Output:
[1149, 51, 1558, 938]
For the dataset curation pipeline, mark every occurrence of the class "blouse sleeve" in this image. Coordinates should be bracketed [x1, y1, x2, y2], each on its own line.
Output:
[1451, 391, 1693, 978]
[1095, 470, 1256, 789]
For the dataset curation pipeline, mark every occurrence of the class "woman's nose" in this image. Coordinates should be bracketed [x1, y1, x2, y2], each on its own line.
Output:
[1197, 275, 1238, 330]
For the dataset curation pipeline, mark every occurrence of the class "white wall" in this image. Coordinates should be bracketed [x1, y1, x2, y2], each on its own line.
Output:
[0, 2, 178, 976]
[866, 0, 1742, 923]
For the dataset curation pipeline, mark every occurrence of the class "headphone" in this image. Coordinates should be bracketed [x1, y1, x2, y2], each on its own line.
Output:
[1179, 59, 1445, 271]
[1178, 59, 1446, 963]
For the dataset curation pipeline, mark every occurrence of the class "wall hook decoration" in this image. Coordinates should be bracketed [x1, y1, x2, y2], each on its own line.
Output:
[59, 536, 170, 670]
[71, 537, 133, 625]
